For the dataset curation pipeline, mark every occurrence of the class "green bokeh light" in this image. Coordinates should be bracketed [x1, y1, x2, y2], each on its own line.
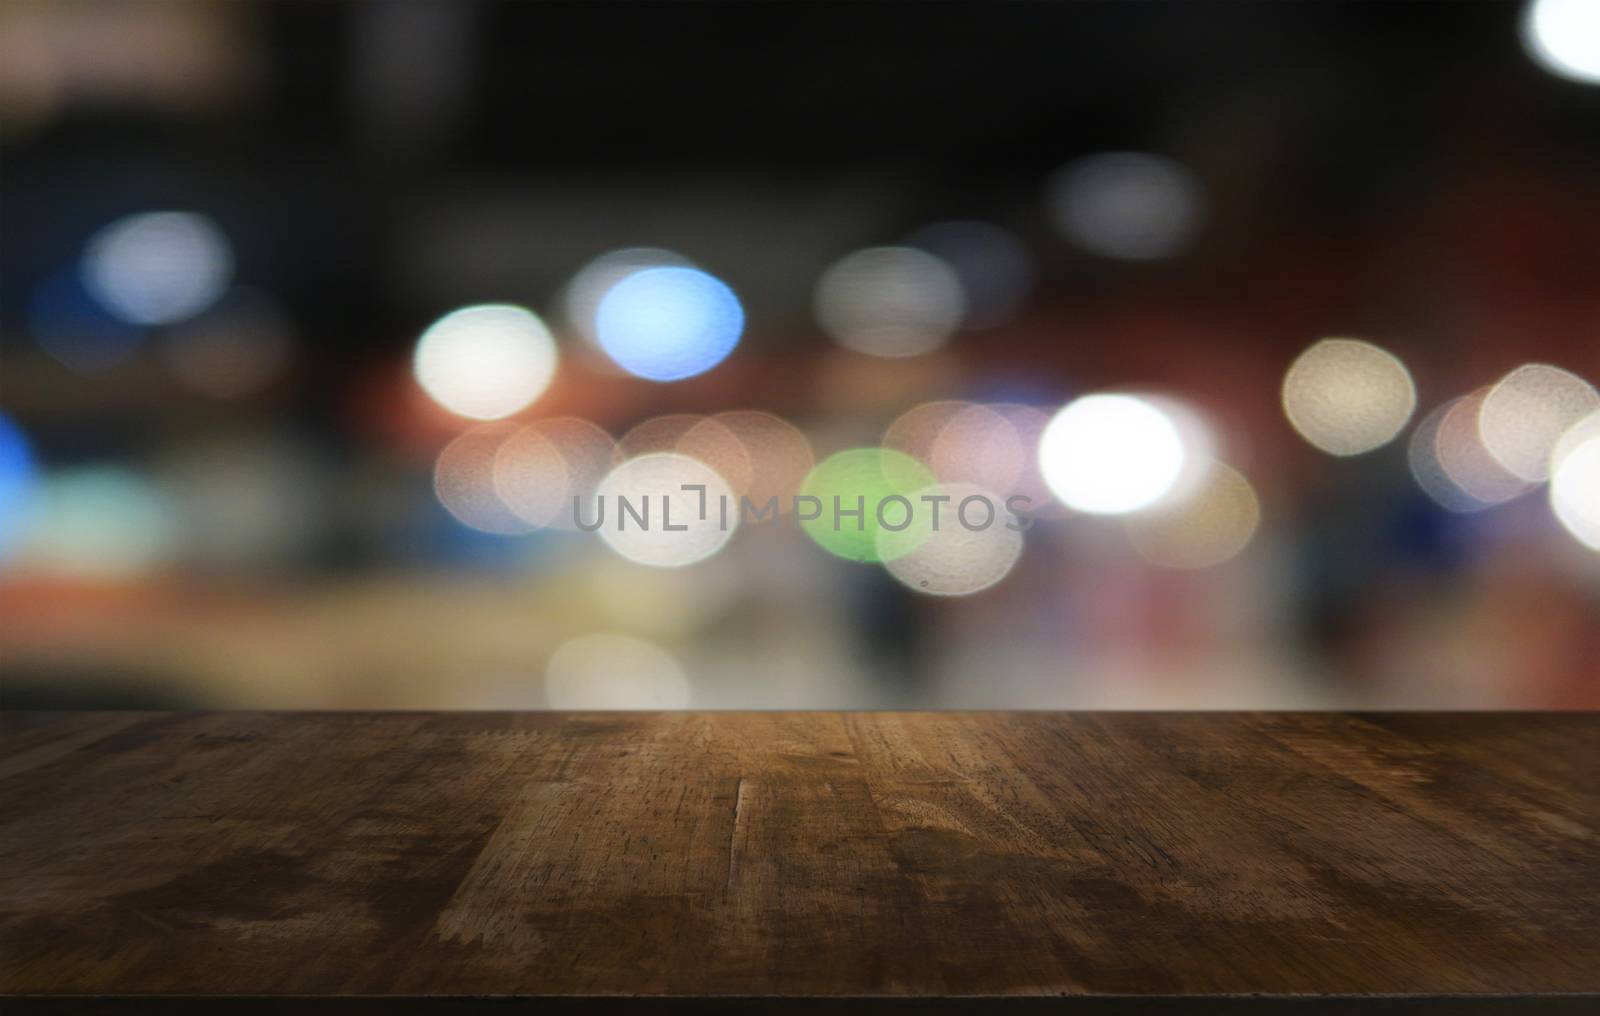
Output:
[799, 448, 935, 562]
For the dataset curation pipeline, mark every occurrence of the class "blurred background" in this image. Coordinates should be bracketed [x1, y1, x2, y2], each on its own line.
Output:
[2, 0, 1598, 711]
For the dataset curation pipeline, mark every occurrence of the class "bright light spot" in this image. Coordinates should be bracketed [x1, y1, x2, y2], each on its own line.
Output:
[814, 246, 966, 358]
[879, 482, 1024, 596]
[81, 212, 232, 325]
[698, 411, 814, 512]
[908, 221, 1034, 329]
[494, 417, 616, 531]
[595, 267, 743, 381]
[15, 466, 179, 580]
[434, 424, 537, 535]
[620, 414, 752, 494]
[545, 633, 690, 709]
[594, 452, 737, 567]
[1039, 394, 1187, 514]
[1478, 363, 1599, 481]
[1046, 152, 1204, 261]
[1550, 411, 1600, 550]
[1282, 338, 1416, 456]
[161, 289, 294, 399]
[564, 248, 692, 345]
[1523, 0, 1600, 85]
[1124, 462, 1260, 569]
[799, 448, 935, 562]
[1411, 392, 1532, 512]
[0, 415, 37, 559]
[413, 304, 558, 420]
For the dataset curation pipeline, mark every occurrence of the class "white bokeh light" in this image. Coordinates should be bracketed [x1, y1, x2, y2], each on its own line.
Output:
[1046, 152, 1204, 261]
[1038, 393, 1187, 514]
[1478, 363, 1599, 482]
[82, 211, 233, 326]
[413, 304, 558, 420]
[619, 414, 753, 495]
[697, 411, 813, 511]
[494, 416, 616, 530]
[878, 482, 1025, 597]
[434, 424, 538, 535]
[1523, 0, 1600, 85]
[545, 633, 691, 709]
[594, 452, 737, 567]
[1550, 411, 1600, 550]
[1282, 338, 1416, 456]
[814, 246, 966, 357]
[1410, 391, 1533, 512]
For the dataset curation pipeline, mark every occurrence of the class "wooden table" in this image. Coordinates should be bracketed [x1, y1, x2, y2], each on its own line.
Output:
[1, 711, 1596, 1013]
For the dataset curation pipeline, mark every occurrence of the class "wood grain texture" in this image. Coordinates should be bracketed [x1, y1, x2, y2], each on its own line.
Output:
[0, 711, 1596, 1008]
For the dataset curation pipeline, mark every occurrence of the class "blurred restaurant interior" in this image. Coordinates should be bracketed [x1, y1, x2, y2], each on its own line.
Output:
[1, 0, 1598, 712]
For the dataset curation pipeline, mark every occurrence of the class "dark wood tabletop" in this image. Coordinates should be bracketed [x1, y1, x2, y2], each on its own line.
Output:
[1, 711, 1596, 1013]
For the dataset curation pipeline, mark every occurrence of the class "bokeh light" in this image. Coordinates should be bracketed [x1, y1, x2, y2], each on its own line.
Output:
[1039, 394, 1187, 514]
[545, 633, 691, 709]
[799, 448, 935, 562]
[594, 452, 737, 567]
[1410, 391, 1532, 512]
[814, 246, 966, 357]
[1550, 411, 1600, 550]
[619, 414, 752, 494]
[1523, 0, 1600, 85]
[595, 266, 744, 381]
[1408, 400, 1490, 514]
[434, 424, 538, 535]
[695, 411, 813, 512]
[81, 211, 232, 326]
[884, 398, 1077, 511]
[14, 466, 179, 580]
[1282, 338, 1416, 456]
[908, 221, 1034, 329]
[563, 247, 692, 345]
[499, 419, 624, 537]
[494, 416, 616, 531]
[1123, 462, 1260, 569]
[413, 303, 559, 420]
[0, 415, 37, 558]
[991, 402, 1068, 518]
[161, 289, 294, 399]
[1478, 363, 1598, 482]
[1046, 152, 1204, 261]
[930, 403, 1028, 493]
[883, 400, 972, 465]
[879, 482, 1024, 596]
[489, 424, 570, 528]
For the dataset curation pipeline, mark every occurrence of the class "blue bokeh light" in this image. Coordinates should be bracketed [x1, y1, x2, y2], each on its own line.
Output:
[0, 414, 38, 559]
[595, 267, 743, 381]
